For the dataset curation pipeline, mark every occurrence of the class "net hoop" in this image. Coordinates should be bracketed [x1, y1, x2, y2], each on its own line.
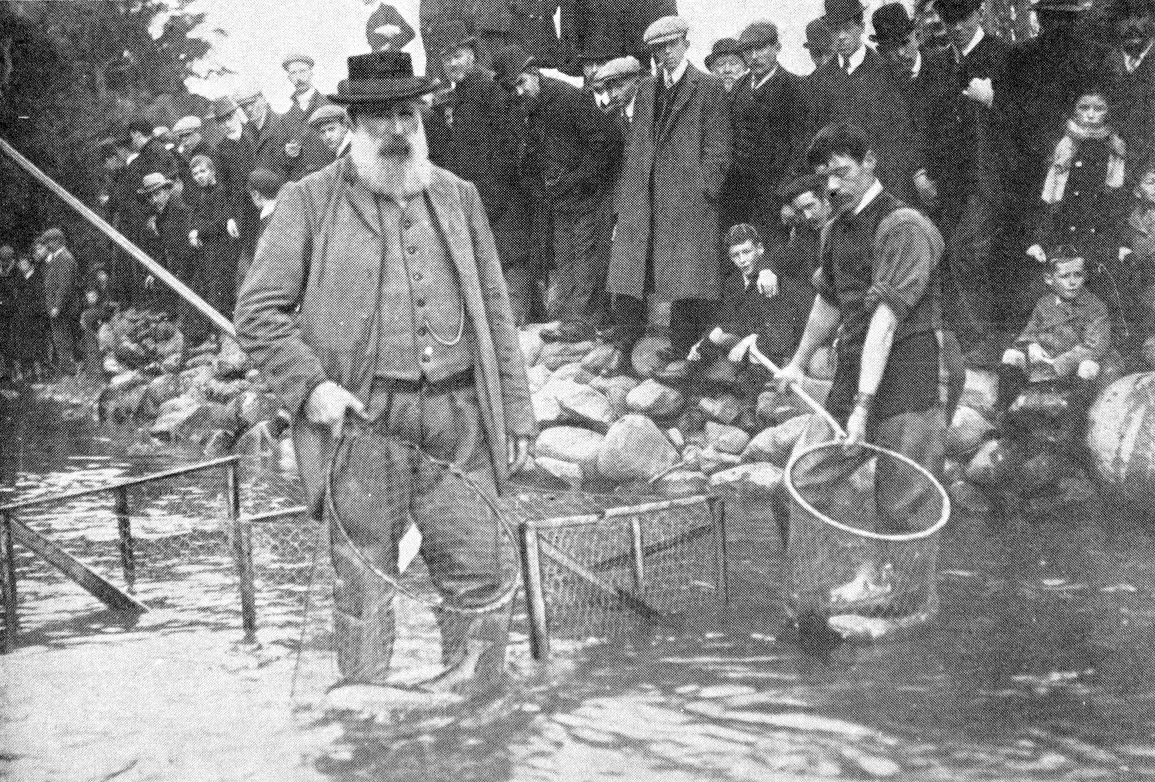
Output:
[324, 428, 521, 616]
[784, 439, 951, 543]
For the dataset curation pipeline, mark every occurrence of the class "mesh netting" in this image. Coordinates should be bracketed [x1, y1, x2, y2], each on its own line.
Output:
[786, 439, 950, 628]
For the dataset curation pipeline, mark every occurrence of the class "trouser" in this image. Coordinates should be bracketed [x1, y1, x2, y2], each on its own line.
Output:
[790, 406, 947, 537]
[610, 294, 716, 356]
[48, 315, 75, 375]
[942, 195, 995, 352]
[79, 307, 104, 379]
[549, 195, 608, 338]
[327, 377, 508, 685]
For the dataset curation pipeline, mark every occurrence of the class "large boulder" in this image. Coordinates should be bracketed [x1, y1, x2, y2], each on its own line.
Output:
[146, 373, 181, 407]
[556, 382, 615, 432]
[690, 445, 742, 475]
[179, 364, 215, 394]
[710, 463, 785, 492]
[551, 362, 594, 385]
[965, 438, 1024, 487]
[596, 415, 679, 483]
[535, 426, 605, 474]
[237, 390, 280, 430]
[581, 343, 620, 375]
[946, 405, 994, 457]
[213, 338, 250, 380]
[698, 394, 743, 425]
[742, 413, 812, 467]
[626, 379, 684, 418]
[653, 469, 709, 497]
[108, 369, 147, 394]
[705, 421, 750, 455]
[1087, 372, 1155, 506]
[526, 364, 552, 395]
[150, 400, 209, 440]
[531, 456, 583, 490]
[589, 374, 639, 396]
[630, 335, 673, 379]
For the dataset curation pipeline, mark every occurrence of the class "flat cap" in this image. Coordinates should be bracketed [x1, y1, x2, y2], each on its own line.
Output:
[643, 15, 689, 47]
[207, 95, 241, 121]
[232, 78, 264, 105]
[138, 172, 175, 195]
[737, 21, 780, 50]
[37, 227, 65, 245]
[282, 52, 315, 70]
[591, 55, 642, 86]
[307, 104, 348, 127]
[247, 168, 285, 199]
[172, 116, 203, 135]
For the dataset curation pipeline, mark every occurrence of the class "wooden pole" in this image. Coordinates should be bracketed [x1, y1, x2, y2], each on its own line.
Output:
[114, 486, 135, 590]
[747, 344, 847, 438]
[226, 460, 257, 641]
[710, 498, 730, 605]
[628, 515, 645, 591]
[518, 523, 550, 661]
[0, 513, 19, 651]
[0, 137, 237, 339]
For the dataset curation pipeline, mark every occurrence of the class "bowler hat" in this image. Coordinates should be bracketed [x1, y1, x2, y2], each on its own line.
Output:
[436, 19, 477, 56]
[823, 0, 866, 26]
[329, 51, 439, 105]
[491, 44, 535, 89]
[308, 104, 348, 128]
[870, 3, 917, 46]
[643, 15, 690, 47]
[936, 0, 982, 24]
[737, 21, 780, 50]
[207, 96, 241, 121]
[282, 52, 315, 70]
[138, 172, 174, 195]
[172, 116, 203, 136]
[804, 18, 834, 50]
[590, 56, 642, 86]
[37, 227, 65, 246]
[705, 38, 743, 69]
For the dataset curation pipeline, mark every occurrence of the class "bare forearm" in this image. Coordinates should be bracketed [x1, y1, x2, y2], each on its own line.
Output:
[857, 303, 898, 397]
[790, 295, 840, 369]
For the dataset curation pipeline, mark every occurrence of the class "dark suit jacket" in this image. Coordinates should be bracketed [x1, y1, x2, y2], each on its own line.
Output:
[251, 111, 293, 181]
[943, 31, 1009, 208]
[1109, 46, 1155, 179]
[282, 90, 333, 180]
[524, 77, 617, 208]
[42, 248, 78, 316]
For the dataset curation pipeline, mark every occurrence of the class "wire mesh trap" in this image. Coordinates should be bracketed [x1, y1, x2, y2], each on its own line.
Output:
[785, 439, 950, 636]
[511, 491, 728, 661]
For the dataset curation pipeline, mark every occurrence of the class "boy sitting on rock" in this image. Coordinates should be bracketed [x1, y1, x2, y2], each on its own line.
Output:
[996, 245, 1112, 441]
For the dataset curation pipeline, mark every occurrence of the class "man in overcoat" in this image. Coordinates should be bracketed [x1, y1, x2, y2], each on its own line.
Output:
[1107, 0, 1155, 178]
[34, 228, 77, 377]
[234, 51, 535, 693]
[606, 15, 731, 374]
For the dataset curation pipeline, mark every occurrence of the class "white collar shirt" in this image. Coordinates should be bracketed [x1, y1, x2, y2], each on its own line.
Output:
[663, 57, 688, 88]
[852, 179, 884, 216]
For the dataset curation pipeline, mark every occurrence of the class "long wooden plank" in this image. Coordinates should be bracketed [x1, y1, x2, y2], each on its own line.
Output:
[9, 518, 148, 614]
[537, 535, 664, 621]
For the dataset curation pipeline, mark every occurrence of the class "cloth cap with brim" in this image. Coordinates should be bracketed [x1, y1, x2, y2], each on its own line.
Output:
[737, 21, 780, 50]
[436, 19, 477, 56]
[491, 44, 535, 88]
[330, 51, 439, 105]
[804, 18, 834, 49]
[138, 173, 174, 195]
[308, 104, 348, 128]
[233, 78, 264, 105]
[936, 0, 982, 24]
[172, 116, 203, 135]
[643, 15, 690, 47]
[590, 56, 642, 86]
[823, 0, 867, 27]
[282, 52, 315, 70]
[247, 168, 285, 199]
[705, 38, 743, 69]
[37, 228, 65, 246]
[870, 3, 917, 46]
[207, 96, 241, 121]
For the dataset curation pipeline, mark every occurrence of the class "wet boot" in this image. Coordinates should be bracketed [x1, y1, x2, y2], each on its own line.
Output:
[331, 533, 396, 685]
[424, 602, 512, 697]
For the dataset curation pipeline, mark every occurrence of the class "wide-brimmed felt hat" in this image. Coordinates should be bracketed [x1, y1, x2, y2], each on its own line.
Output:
[329, 51, 438, 105]
[436, 19, 477, 56]
[737, 21, 780, 50]
[643, 15, 690, 47]
[936, 0, 982, 24]
[705, 38, 743, 69]
[804, 18, 834, 50]
[207, 96, 241, 121]
[590, 56, 642, 86]
[138, 172, 175, 195]
[871, 3, 917, 46]
[491, 44, 535, 88]
[823, 0, 867, 26]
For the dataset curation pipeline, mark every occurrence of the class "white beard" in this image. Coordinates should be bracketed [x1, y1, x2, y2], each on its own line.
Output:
[349, 120, 432, 202]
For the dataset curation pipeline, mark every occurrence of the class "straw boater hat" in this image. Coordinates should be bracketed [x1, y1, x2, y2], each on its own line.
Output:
[308, 104, 348, 128]
[704, 38, 743, 69]
[138, 172, 174, 196]
[329, 51, 439, 105]
[643, 15, 689, 48]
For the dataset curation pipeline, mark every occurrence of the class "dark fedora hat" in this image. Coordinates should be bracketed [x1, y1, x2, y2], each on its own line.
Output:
[491, 44, 535, 89]
[824, 0, 867, 26]
[870, 3, 917, 46]
[705, 37, 743, 69]
[936, 0, 982, 24]
[330, 51, 438, 106]
[436, 19, 477, 56]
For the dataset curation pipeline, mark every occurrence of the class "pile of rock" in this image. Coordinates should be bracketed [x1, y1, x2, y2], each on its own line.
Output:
[93, 310, 292, 466]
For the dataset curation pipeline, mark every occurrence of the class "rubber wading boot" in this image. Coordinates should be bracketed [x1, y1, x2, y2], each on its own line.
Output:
[423, 602, 512, 697]
[332, 533, 397, 685]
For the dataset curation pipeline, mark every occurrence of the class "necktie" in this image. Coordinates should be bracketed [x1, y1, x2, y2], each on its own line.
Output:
[841, 57, 850, 73]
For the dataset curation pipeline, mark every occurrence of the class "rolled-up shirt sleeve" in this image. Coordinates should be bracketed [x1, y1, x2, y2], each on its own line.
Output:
[866, 209, 941, 320]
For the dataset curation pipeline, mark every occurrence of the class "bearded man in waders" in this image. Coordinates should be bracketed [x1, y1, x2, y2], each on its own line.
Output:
[234, 51, 535, 695]
[774, 122, 948, 603]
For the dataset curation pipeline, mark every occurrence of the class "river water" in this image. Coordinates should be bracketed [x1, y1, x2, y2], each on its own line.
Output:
[2, 389, 1155, 781]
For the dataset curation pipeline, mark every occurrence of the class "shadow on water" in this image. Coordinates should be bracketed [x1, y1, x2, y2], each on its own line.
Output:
[5, 388, 1155, 779]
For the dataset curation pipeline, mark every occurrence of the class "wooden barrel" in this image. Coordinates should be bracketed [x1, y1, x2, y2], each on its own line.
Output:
[1087, 372, 1155, 505]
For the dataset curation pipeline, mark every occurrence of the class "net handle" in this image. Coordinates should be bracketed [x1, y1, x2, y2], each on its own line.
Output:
[784, 439, 952, 543]
[748, 344, 847, 439]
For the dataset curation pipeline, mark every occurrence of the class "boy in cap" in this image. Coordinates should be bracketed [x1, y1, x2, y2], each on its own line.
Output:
[308, 104, 351, 158]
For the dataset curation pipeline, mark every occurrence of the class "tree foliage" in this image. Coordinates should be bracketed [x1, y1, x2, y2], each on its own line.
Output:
[0, 0, 215, 252]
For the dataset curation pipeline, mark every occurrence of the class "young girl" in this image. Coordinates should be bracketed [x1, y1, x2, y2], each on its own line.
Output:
[1028, 89, 1131, 347]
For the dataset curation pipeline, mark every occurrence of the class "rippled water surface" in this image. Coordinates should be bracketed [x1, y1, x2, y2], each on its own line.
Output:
[3, 389, 1155, 781]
